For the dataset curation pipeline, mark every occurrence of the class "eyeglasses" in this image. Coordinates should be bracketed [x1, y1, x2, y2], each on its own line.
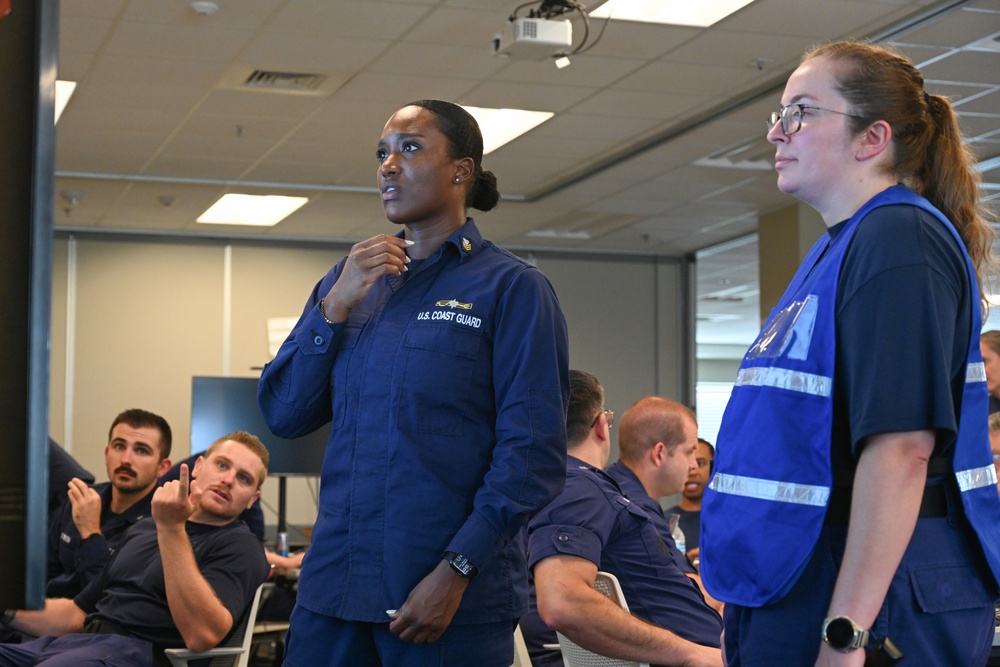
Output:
[765, 103, 866, 136]
[591, 409, 614, 430]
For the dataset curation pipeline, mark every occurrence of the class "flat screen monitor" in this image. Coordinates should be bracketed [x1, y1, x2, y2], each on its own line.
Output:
[190, 376, 328, 476]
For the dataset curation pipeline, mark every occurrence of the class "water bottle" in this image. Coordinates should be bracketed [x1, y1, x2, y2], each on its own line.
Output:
[277, 531, 289, 557]
[668, 513, 686, 554]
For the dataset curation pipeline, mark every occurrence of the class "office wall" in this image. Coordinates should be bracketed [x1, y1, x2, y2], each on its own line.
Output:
[49, 234, 689, 529]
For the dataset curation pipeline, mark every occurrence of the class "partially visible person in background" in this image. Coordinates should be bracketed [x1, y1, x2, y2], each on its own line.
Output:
[980, 330, 1000, 414]
[664, 438, 714, 567]
[988, 412, 1000, 494]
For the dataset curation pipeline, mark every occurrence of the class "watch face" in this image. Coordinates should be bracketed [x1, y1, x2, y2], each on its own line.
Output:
[448, 554, 473, 577]
[825, 617, 856, 648]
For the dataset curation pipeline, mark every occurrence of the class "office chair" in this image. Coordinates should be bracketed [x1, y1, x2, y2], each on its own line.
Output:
[555, 571, 650, 667]
[164, 582, 264, 667]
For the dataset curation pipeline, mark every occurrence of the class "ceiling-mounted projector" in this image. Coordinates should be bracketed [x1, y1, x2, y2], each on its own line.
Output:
[492, 17, 573, 60]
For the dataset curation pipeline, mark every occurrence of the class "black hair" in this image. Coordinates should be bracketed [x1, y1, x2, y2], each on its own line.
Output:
[108, 408, 173, 460]
[406, 99, 501, 212]
[566, 370, 604, 448]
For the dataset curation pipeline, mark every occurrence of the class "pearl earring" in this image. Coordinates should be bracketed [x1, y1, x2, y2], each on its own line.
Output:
[454, 177, 460, 183]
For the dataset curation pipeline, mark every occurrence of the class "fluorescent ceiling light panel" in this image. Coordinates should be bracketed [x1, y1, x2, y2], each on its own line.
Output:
[55, 80, 76, 123]
[590, 0, 756, 27]
[462, 106, 554, 154]
[197, 194, 308, 226]
[525, 229, 591, 240]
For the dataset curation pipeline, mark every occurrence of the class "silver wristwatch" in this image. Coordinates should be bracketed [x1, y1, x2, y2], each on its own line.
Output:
[822, 615, 869, 652]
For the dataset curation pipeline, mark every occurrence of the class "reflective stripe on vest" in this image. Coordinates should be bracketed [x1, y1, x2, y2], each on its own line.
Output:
[956, 465, 999, 493]
[710, 473, 830, 506]
[967, 362, 986, 383]
[735, 367, 832, 397]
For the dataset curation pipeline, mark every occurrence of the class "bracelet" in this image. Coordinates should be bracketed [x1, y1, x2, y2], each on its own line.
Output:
[1, 608, 16, 627]
[318, 299, 335, 325]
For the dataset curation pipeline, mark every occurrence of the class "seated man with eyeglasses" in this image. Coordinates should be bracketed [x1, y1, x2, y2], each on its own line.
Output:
[521, 371, 722, 667]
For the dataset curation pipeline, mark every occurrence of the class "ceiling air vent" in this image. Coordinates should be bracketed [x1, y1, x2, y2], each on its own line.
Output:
[244, 69, 327, 93]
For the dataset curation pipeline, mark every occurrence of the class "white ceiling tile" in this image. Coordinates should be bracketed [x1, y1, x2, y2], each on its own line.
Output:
[48, 0, 1000, 346]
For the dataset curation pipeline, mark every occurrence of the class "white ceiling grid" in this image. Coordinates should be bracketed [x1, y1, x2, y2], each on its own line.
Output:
[52, 0, 1000, 345]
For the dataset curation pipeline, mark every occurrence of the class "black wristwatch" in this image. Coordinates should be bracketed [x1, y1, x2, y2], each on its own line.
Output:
[442, 551, 478, 580]
[822, 616, 869, 652]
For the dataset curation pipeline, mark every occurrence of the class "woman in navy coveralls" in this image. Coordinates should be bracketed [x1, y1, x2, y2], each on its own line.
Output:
[258, 101, 570, 667]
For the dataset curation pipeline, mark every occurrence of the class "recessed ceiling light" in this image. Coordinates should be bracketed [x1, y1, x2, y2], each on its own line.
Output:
[590, 0, 757, 27]
[55, 80, 76, 123]
[462, 106, 554, 154]
[525, 229, 591, 240]
[197, 194, 308, 226]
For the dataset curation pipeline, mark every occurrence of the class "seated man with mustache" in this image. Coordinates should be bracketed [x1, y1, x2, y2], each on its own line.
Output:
[46, 409, 174, 598]
[0, 431, 271, 667]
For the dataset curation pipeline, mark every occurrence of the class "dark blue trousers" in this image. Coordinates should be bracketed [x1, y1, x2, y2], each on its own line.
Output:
[282, 604, 515, 667]
[0, 634, 156, 667]
[724, 510, 997, 666]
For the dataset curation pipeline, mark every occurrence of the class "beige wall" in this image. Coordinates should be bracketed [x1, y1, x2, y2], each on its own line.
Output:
[49, 234, 690, 531]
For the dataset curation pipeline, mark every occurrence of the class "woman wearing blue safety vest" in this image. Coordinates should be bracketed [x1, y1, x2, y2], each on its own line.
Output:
[701, 41, 1000, 666]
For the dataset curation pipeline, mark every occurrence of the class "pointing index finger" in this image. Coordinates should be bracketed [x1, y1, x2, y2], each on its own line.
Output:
[179, 463, 189, 496]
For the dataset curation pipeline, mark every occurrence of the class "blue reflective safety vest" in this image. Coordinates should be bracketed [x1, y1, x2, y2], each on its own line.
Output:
[701, 184, 1000, 607]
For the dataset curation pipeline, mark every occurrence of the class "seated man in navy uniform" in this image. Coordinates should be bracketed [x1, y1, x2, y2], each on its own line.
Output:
[525, 371, 722, 667]
[47, 409, 174, 598]
[606, 399, 722, 612]
[160, 451, 264, 541]
[0, 431, 271, 667]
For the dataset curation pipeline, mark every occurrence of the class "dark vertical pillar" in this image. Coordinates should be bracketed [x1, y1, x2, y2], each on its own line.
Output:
[0, 0, 57, 609]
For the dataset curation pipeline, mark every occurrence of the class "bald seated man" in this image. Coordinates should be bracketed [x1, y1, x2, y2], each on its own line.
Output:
[606, 398, 722, 612]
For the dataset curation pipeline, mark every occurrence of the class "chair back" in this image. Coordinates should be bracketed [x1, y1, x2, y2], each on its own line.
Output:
[555, 571, 650, 667]
[213, 582, 264, 667]
[165, 582, 264, 667]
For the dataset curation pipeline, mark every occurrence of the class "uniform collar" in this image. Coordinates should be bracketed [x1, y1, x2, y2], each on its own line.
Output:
[391, 218, 482, 266]
[440, 218, 484, 265]
[568, 454, 630, 500]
